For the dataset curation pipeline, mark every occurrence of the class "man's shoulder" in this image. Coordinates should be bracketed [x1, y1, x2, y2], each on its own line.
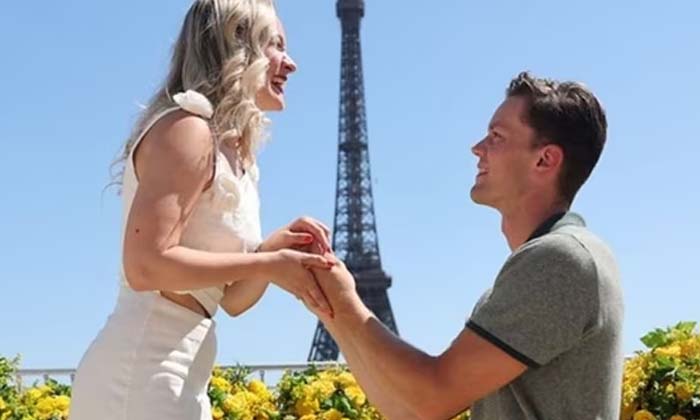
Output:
[508, 229, 597, 272]
[499, 225, 619, 293]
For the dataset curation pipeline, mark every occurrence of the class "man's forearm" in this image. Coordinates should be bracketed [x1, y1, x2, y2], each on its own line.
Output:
[323, 318, 419, 419]
[329, 301, 443, 419]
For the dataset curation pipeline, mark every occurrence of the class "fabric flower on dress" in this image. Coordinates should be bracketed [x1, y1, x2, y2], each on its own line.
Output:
[212, 173, 242, 212]
[172, 90, 214, 119]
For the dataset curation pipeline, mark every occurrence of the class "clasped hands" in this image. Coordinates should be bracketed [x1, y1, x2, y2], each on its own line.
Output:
[258, 217, 357, 320]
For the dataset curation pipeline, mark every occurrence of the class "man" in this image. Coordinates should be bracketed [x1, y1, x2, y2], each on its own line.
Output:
[307, 72, 624, 419]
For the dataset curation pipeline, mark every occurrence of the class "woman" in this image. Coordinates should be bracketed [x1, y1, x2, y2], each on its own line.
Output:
[69, 1, 334, 418]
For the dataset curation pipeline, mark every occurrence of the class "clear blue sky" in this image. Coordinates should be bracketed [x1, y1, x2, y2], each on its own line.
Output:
[1, 1, 698, 370]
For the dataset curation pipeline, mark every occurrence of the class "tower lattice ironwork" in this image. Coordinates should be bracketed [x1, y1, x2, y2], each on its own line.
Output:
[308, 0, 398, 361]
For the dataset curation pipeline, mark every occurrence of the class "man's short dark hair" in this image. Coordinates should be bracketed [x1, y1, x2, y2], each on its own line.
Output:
[506, 71, 607, 204]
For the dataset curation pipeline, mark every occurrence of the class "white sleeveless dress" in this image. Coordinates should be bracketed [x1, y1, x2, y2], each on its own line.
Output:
[69, 91, 263, 420]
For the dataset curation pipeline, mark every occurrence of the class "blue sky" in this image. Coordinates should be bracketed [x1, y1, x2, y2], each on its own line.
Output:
[1, 1, 698, 370]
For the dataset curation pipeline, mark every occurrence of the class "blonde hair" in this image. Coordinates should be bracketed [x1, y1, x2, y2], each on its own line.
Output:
[114, 0, 279, 184]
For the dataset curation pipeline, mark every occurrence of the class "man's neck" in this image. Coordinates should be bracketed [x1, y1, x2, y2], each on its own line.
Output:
[500, 197, 569, 251]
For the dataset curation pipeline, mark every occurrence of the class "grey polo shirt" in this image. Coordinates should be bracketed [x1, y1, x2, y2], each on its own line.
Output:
[467, 212, 624, 420]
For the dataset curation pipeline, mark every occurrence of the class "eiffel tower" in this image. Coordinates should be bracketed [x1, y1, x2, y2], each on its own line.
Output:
[308, 0, 398, 361]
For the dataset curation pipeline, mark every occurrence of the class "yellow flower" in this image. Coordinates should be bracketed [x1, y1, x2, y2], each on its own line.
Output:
[322, 408, 344, 420]
[654, 345, 681, 359]
[621, 353, 651, 409]
[318, 371, 334, 382]
[679, 337, 700, 357]
[295, 397, 320, 416]
[212, 406, 225, 419]
[211, 376, 232, 393]
[36, 397, 59, 418]
[225, 391, 260, 415]
[633, 410, 656, 420]
[248, 379, 271, 399]
[55, 395, 70, 417]
[33, 394, 70, 420]
[669, 416, 687, 420]
[26, 388, 44, 402]
[300, 415, 317, 420]
[0, 397, 6, 410]
[293, 384, 313, 401]
[345, 385, 366, 407]
[674, 382, 695, 401]
[310, 379, 336, 400]
[223, 394, 244, 413]
[336, 372, 356, 388]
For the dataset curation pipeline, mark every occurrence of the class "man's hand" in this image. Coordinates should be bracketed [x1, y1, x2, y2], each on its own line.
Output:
[267, 249, 336, 316]
[258, 217, 331, 254]
[308, 259, 360, 321]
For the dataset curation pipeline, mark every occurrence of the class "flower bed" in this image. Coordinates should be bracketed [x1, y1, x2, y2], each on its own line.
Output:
[2, 321, 698, 420]
[622, 322, 700, 420]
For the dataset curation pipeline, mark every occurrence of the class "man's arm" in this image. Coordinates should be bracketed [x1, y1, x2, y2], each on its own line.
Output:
[312, 265, 527, 420]
[321, 316, 420, 419]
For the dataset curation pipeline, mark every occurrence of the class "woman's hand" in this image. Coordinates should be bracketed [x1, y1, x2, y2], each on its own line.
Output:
[258, 217, 332, 254]
[267, 249, 337, 317]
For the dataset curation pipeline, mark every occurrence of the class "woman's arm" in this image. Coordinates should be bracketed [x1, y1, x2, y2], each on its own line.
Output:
[122, 111, 333, 312]
[220, 279, 270, 317]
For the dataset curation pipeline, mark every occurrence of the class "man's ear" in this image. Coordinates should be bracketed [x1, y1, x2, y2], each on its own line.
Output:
[535, 144, 564, 173]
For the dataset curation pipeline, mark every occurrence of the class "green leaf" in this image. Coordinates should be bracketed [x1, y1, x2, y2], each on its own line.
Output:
[641, 328, 669, 348]
[676, 321, 696, 334]
[656, 356, 676, 370]
[337, 394, 354, 414]
[208, 387, 227, 405]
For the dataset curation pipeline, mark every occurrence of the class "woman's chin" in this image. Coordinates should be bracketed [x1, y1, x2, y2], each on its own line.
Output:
[269, 94, 285, 111]
[254, 89, 281, 110]
[270, 100, 285, 111]
[257, 97, 285, 111]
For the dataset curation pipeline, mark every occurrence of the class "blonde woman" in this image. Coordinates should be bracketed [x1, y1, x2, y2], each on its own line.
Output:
[69, 1, 335, 419]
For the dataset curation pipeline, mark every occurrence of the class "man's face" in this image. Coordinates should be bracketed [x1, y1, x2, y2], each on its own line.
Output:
[470, 96, 542, 211]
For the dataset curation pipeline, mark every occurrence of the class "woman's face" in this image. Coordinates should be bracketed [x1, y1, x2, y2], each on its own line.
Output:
[256, 18, 297, 111]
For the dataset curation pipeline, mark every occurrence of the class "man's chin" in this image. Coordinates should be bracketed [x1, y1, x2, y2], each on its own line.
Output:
[470, 188, 494, 207]
[470, 187, 485, 204]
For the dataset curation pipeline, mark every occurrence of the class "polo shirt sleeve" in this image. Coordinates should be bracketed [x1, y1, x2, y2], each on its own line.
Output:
[467, 234, 599, 367]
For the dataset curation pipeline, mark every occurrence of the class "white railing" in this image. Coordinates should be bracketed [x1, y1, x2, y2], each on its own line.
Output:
[17, 356, 634, 388]
[16, 362, 345, 388]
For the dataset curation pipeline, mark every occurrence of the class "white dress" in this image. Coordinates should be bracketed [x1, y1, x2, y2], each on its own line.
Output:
[69, 91, 263, 420]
